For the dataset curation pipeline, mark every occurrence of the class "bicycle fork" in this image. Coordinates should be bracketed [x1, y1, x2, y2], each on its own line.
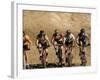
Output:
[65, 47, 73, 66]
[79, 46, 87, 66]
[41, 50, 47, 68]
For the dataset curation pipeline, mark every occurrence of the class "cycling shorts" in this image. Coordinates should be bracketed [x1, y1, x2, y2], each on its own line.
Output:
[23, 44, 30, 51]
[65, 40, 73, 47]
[39, 42, 49, 49]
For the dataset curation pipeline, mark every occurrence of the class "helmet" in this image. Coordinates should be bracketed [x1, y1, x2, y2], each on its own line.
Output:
[80, 28, 85, 33]
[66, 29, 71, 35]
[55, 29, 58, 33]
[40, 30, 45, 36]
[40, 30, 44, 34]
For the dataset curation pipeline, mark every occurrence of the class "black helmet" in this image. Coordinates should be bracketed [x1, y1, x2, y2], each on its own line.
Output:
[80, 28, 85, 33]
[40, 30, 44, 34]
[66, 29, 71, 35]
[55, 29, 59, 34]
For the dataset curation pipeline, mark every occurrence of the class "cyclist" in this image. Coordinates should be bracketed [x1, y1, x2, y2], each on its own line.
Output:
[76, 28, 90, 66]
[36, 30, 50, 65]
[23, 31, 32, 69]
[64, 29, 75, 66]
[51, 29, 64, 65]
[76, 28, 90, 55]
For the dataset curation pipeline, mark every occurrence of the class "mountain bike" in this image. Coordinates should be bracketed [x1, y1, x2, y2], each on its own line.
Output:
[78, 43, 90, 66]
[55, 44, 63, 66]
[40, 48, 47, 68]
[65, 45, 73, 67]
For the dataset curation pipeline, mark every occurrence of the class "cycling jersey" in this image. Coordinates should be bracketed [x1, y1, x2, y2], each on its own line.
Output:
[78, 32, 87, 42]
[78, 32, 87, 46]
[53, 33, 63, 45]
[37, 33, 47, 43]
[64, 33, 75, 42]
[37, 33, 49, 49]
[64, 33, 75, 46]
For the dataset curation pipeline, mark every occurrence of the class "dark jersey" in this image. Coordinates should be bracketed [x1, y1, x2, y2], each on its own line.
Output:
[37, 33, 46, 44]
[78, 32, 87, 42]
[53, 33, 63, 45]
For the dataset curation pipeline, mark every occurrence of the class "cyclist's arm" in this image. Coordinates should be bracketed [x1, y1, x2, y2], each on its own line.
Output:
[63, 37, 66, 48]
[26, 35, 32, 45]
[51, 35, 53, 43]
[86, 33, 90, 44]
[36, 39, 39, 47]
[63, 37, 66, 44]
[45, 35, 51, 45]
[75, 34, 79, 45]
[51, 35, 55, 45]
[71, 34, 75, 46]
[35, 35, 39, 46]
[72, 34, 75, 41]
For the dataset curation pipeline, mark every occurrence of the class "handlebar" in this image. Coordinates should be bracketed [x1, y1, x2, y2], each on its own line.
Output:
[78, 43, 90, 47]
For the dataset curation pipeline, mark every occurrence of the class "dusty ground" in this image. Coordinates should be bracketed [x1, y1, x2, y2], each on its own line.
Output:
[23, 10, 91, 68]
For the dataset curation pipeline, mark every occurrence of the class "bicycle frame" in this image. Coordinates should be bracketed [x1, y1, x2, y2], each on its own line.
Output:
[40, 48, 47, 68]
[57, 45, 63, 65]
[54, 44, 63, 66]
[65, 45, 73, 66]
[78, 44, 89, 66]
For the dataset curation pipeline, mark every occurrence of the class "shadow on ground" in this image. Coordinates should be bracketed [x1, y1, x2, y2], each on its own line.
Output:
[25, 63, 84, 69]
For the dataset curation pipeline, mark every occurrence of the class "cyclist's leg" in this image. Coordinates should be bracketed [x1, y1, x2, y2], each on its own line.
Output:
[23, 50, 26, 69]
[79, 44, 82, 56]
[54, 42, 59, 64]
[81, 53, 87, 66]
[82, 41, 86, 52]
[69, 41, 73, 53]
[61, 46, 64, 64]
[45, 48, 48, 63]
[82, 43, 87, 66]
[65, 46, 69, 66]
[67, 46, 72, 66]
[78, 40, 82, 55]
[65, 41, 70, 56]
[23, 50, 29, 68]
[54, 41, 59, 55]
[58, 46, 63, 65]
[38, 43, 43, 60]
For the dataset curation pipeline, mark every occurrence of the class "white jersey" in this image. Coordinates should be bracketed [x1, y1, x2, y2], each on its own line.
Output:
[64, 33, 75, 43]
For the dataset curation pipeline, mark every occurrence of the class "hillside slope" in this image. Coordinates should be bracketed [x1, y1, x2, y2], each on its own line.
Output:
[23, 10, 91, 66]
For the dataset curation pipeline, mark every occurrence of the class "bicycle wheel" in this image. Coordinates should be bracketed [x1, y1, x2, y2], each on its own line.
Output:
[67, 53, 73, 66]
[58, 47, 63, 66]
[80, 53, 87, 66]
[42, 50, 47, 68]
